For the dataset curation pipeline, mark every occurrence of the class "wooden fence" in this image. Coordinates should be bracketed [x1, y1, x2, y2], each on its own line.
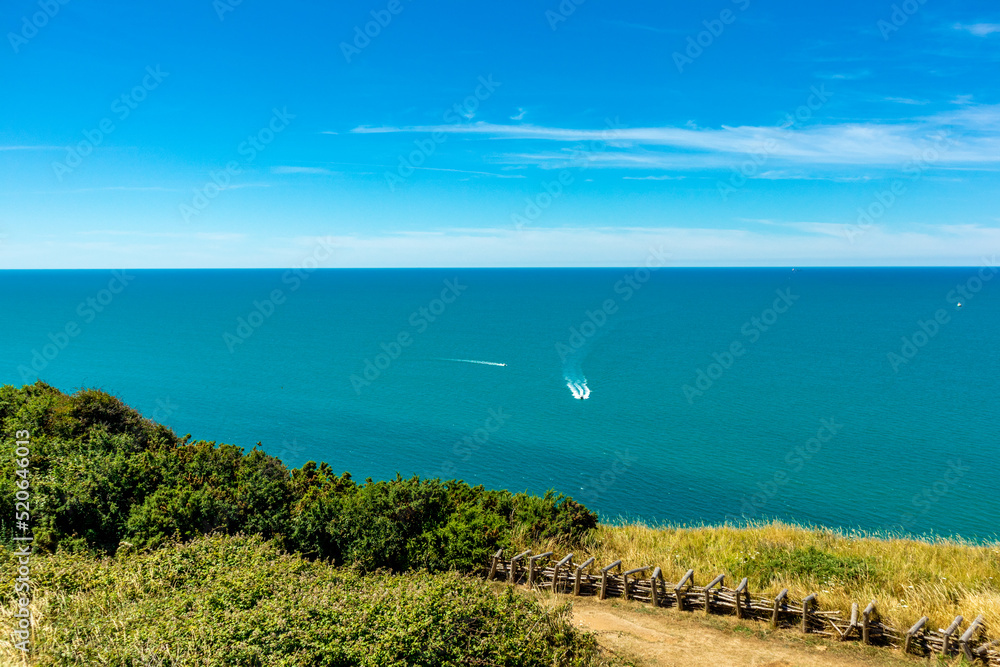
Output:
[488, 549, 1000, 664]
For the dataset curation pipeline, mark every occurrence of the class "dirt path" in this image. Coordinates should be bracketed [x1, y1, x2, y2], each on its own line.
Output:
[563, 596, 924, 667]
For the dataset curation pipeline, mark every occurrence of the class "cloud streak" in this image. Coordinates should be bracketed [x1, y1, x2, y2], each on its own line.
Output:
[954, 22, 1000, 37]
[8, 225, 995, 269]
[351, 105, 1000, 173]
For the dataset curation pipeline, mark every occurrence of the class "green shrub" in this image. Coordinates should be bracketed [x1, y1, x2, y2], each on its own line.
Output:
[727, 545, 873, 586]
[3, 534, 611, 666]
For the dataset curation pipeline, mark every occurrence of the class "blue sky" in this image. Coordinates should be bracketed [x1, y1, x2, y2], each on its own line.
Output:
[1, 0, 998, 268]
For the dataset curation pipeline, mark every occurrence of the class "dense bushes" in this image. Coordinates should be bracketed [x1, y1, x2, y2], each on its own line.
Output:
[3, 534, 611, 666]
[0, 382, 597, 571]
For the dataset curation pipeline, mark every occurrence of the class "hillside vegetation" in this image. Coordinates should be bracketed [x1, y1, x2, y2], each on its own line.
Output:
[2, 534, 613, 666]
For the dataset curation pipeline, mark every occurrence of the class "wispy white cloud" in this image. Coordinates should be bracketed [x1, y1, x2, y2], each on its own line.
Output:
[510, 107, 527, 121]
[0, 145, 63, 151]
[622, 175, 687, 181]
[23, 186, 182, 195]
[235, 225, 1000, 268]
[816, 70, 872, 80]
[402, 166, 526, 178]
[7, 224, 999, 268]
[353, 104, 1000, 173]
[607, 20, 677, 35]
[754, 170, 873, 182]
[884, 97, 929, 105]
[954, 22, 1000, 36]
[272, 166, 340, 175]
[76, 230, 247, 242]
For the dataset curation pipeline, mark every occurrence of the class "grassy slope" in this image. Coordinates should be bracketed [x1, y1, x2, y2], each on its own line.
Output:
[1, 534, 616, 667]
[531, 521, 1000, 633]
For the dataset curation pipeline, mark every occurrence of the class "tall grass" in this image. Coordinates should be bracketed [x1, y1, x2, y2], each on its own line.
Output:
[530, 520, 1000, 632]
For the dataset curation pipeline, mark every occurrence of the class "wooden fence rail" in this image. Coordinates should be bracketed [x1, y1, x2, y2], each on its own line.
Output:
[487, 549, 998, 664]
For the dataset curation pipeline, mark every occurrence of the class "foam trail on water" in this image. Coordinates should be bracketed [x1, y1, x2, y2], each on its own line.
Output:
[435, 358, 507, 367]
[566, 378, 591, 400]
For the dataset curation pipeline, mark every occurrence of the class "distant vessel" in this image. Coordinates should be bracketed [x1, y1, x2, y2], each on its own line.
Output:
[566, 379, 591, 400]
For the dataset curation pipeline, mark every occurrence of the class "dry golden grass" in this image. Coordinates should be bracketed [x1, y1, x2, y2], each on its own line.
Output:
[528, 521, 1000, 635]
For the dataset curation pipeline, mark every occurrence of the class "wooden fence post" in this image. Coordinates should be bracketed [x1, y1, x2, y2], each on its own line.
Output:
[843, 603, 859, 641]
[650, 567, 662, 607]
[574, 557, 595, 596]
[527, 552, 553, 590]
[704, 574, 724, 614]
[600, 560, 622, 600]
[675, 569, 694, 612]
[903, 616, 927, 655]
[735, 578, 749, 619]
[771, 589, 788, 628]
[801, 593, 816, 634]
[622, 566, 651, 602]
[551, 553, 573, 594]
[940, 615, 963, 656]
[861, 600, 876, 645]
[488, 548, 504, 581]
[509, 550, 531, 585]
[959, 614, 984, 662]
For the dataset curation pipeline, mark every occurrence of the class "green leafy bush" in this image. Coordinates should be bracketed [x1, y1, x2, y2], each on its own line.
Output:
[2, 534, 611, 666]
[727, 545, 873, 586]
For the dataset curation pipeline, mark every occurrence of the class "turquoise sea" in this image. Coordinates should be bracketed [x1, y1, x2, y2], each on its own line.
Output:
[2, 268, 997, 539]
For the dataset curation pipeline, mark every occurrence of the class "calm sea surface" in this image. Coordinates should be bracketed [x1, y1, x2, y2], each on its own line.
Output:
[2, 268, 997, 539]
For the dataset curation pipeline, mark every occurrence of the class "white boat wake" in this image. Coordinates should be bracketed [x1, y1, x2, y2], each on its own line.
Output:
[435, 358, 507, 367]
[566, 378, 591, 400]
